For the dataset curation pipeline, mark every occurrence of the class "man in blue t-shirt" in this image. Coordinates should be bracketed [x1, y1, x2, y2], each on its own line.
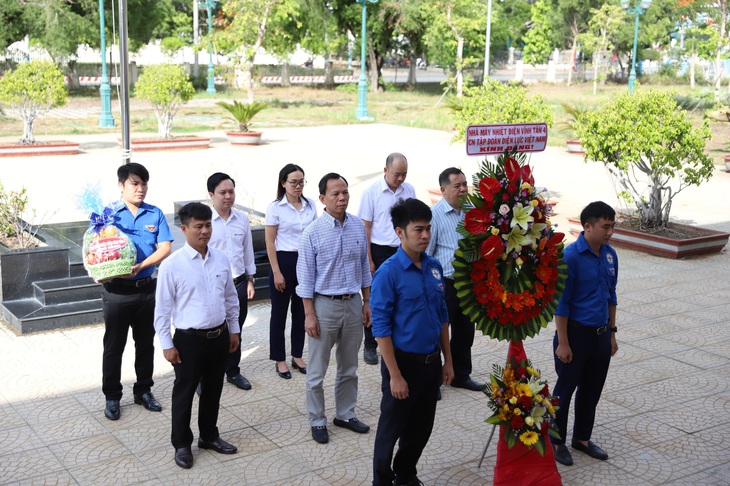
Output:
[370, 198, 454, 486]
[552, 201, 619, 466]
[99, 163, 173, 421]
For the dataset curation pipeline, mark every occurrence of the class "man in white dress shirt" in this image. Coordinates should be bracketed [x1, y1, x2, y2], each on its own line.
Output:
[207, 172, 255, 391]
[358, 153, 416, 365]
[154, 202, 240, 469]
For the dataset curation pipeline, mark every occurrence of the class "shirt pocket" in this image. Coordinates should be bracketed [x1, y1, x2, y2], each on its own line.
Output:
[401, 286, 425, 303]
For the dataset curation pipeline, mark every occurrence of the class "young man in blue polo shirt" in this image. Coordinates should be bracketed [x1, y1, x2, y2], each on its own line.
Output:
[552, 201, 619, 466]
[370, 198, 454, 486]
[100, 163, 173, 421]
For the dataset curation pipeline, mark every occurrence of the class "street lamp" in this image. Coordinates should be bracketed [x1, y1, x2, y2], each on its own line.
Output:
[355, 0, 377, 121]
[98, 0, 114, 127]
[621, 0, 652, 94]
[205, 0, 217, 94]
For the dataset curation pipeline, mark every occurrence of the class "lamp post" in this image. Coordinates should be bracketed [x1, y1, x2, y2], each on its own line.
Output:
[620, 0, 652, 94]
[355, 0, 377, 121]
[483, 0, 492, 83]
[98, 0, 115, 127]
[205, 0, 217, 94]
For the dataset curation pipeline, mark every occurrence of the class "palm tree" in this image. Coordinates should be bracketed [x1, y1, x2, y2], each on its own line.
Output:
[216, 100, 267, 133]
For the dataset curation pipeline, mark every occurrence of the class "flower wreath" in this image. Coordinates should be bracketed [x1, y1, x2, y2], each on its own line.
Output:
[452, 150, 567, 342]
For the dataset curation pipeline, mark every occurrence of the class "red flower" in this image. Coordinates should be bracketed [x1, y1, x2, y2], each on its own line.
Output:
[541, 385, 549, 397]
[480, 235, 503, 261]
[551, 398, 559, 406]
[516, 367, 527, 378]
[479, 177, 501, 197]
[519, 395, 533, 409]
[505, 157, 521, 183]
[511, 416, 524, 429]
[507, 183, 518, 194]
[520, 165, 534, 186]
[464, 207, 493, 235]
[501, 193, 510, 202]
[541, 422, 549, 434]
[549, 232, 565, 247]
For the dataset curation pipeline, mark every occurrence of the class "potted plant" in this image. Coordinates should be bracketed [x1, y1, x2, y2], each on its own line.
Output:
[575, 89, 728, 258]
[0, 60, 78, 156]
[558, 102, 590, 155]
[131, 64, 207, 151]
[216, 100, 267, 145]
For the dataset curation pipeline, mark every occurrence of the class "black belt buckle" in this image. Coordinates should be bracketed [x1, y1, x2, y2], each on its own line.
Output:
[424, 349, 440, 364]
[596, 325, 608, 335]
[206, 328, 222, 339]
[134, 277, 150, 288]
[340, 294, 354, 300]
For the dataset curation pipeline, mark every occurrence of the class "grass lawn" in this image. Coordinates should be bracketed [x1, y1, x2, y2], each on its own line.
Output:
[0, 80, 727, 166]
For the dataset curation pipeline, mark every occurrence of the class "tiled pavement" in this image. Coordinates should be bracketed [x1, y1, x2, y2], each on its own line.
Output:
[1, 124, 730, 484]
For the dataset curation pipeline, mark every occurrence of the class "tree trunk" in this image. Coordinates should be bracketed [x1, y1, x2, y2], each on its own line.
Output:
[21, 117, 35, 144]
[456, 35, 464, 97]
[592, 51, 599, 95]
[324, 60, 335, 89]
[407, 54, 416, 87]
[567, 34, 578, 87]
[281, 62, 291, 87]
[67, 60, 80, 91]
[690, 53, 696, 89]
[368, 41, 378, 93]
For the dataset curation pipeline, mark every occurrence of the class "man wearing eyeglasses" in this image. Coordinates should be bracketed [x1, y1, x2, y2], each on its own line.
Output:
[426, 168, 485, 393]
[358, 153, 416, 366]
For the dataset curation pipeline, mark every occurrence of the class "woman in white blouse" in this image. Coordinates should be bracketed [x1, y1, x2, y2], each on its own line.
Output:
[265, 164, 318, 379]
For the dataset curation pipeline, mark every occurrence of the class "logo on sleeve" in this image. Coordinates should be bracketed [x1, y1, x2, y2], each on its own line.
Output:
[145, 225, 156, 232]
[431, 268, 441, 280]
[606, 254, 614, 265]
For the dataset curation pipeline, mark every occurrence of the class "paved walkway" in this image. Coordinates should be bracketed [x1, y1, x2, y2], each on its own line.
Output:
[1, 125, 729, 485]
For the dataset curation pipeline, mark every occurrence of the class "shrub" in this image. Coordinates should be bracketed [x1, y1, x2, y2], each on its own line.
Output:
[576, 90, 713, 229]
[134, 64, 194, 139]
[0, 60, 68, 144]
[450, 79, 554, 143]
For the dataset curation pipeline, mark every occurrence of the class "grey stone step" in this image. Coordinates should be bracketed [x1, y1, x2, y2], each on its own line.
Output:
[32, 276, 101, 305]
[2, 298, 102, 334]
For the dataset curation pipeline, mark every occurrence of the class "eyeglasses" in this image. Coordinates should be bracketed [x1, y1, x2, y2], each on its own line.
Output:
[287, 179, 306, 187]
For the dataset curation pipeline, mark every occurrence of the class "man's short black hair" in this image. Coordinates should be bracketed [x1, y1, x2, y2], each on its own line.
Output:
[207, 172, 235, 194]
[438, 167, 464, 188]
[391, 198, 431, 232]
[580, 201, 616, 226]
[179, 202, 212, 226]
[117, 162, 149, 184]
[318, 172, 348, 195]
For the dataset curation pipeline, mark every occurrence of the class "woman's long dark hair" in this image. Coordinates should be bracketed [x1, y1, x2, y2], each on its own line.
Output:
[275, 163, 308, 205]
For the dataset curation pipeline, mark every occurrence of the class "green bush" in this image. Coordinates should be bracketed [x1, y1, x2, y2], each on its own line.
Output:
[134, 64, 194, 139]
[576, 89, 713, 229]
[0, 60, 68, 144]
[450, 79, 554, 143]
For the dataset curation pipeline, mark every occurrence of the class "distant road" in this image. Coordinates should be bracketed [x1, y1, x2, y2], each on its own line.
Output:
[380, 66, 592, 84]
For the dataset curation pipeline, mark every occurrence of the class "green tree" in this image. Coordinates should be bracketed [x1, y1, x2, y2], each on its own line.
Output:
[522, 0, 553, 66]
[133, 64, 194, 139]
[551, 0, 606, 86]
[450, 80, 554, 143]
[0, 60, 68, 144]
[579, 3, 624, 95]
[576, 90, 713, 229]
[490, 0, 531, 62]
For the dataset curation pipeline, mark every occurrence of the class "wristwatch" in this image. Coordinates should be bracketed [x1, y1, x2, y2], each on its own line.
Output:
[610, 326, 617, 333]
[247, 276, 255, 283]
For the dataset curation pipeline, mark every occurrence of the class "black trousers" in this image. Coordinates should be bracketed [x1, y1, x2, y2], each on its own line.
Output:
[444, 278, 475, 382]
[364, 243, 398, 351]
[372, 352, 442, 485]
[101, 279, 156, 400]
[269, 251, 305, 362]
[226, 278, 249, 378]
[552, 324, 612, 445]
[171, 327, 229, 449]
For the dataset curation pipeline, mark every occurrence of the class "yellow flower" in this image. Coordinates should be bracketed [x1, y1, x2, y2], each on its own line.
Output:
[548, 405, 555, 414]
[520, 431, 539, 446]
[521, 182, 533, 191]
[503, 227, 534, 254]
[510, 203, 535, 230]
[516, 383, 533, 397]
[513, 408, 522, 416]
[516, 257, 524, 266]
[502, 404, 510, 412]
[526, 367, 539, 377]
[529, 198, 539, 207]
[491, 227, 500, 236]
[524, 416, 534, 427]
[509, 397, 518, 405]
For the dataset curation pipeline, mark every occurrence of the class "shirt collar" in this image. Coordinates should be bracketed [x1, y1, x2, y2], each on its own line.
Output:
[321, 209, 348, 227]
[395, 246, 425, 270]
[113, 199, 150, 216]
[575, 232, 601, 256]
[379, 176, 401, 195]
[182, 242, 206, 260]
[211, 207, 238, 222]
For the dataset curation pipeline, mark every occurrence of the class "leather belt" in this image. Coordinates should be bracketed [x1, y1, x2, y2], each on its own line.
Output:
[111, 276, 153, 288]
[317, 293, 358, 300]
[233, 274, 247, 285]
[176, 322, 227, 339]
[568, 320, 609, 335]
[395, 348, 441, 364]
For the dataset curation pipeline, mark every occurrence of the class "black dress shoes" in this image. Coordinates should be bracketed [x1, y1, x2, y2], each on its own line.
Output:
[554, 444, 573, 466]
[227, 374, 252, 390]
[571, 439, 608, 460]
[363, 348, 378, 365]
[104, 399, 120, 421]
[133, 392, 162, 412]
[291, 359, 307, 374]
[312, 425, 329, 444]
[198, 437, 237, 454]
[451, 378, 486, 392]
[175, 447, 193, 468]
[333, 417, 370, 434]
[276, 364, 292, 379]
